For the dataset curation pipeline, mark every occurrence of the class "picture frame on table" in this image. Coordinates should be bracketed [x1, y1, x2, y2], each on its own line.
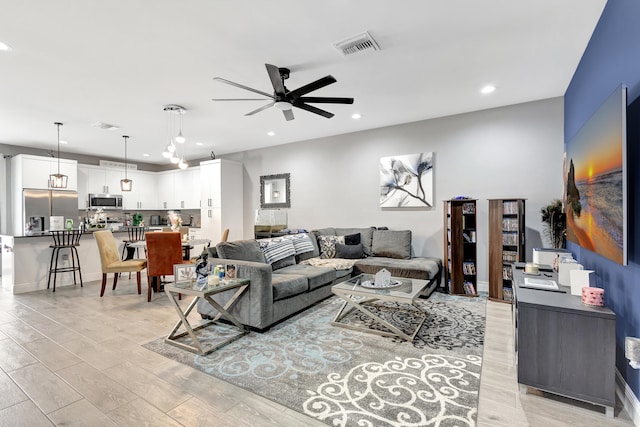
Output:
[174, 264, 196, 282]
[225, 264, 238, 279]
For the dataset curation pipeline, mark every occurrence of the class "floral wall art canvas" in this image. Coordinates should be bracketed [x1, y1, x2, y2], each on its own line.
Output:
[380, 152, 433, 208]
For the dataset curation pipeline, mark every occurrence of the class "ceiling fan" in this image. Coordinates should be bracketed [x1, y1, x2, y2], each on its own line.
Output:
[212, 64, 354, 121]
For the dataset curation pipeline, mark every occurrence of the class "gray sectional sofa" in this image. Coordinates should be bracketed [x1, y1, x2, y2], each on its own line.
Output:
[197, 227, 442, 330]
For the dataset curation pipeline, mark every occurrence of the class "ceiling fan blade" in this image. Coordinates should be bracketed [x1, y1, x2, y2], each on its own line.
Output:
[265, 64, 286, 96]
[212, 98, 272, 101]
[245, 102, 275, 116]
[298, 96, 354, 104]
[288, 75, 337, 98]
[283, 109, 294, 121]
[213, 77, 274, 99]
[292, 101, 334, 118]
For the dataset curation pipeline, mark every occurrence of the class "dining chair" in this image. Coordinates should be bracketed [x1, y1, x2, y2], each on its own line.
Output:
[145, 232, 184, 302]
[221, 228, 230, 243]
[94, 230, 147, 297]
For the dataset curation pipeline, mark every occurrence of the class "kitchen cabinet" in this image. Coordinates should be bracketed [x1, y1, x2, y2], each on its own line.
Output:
[200, 159, 243, 243]
[77, 165, 90, 209]
[156, 171, 176, 210]
[86, 166, 123, 195]
[13, 154, 78, 191]
[156, 167, 200, 210]
[122, 170, 157, 210]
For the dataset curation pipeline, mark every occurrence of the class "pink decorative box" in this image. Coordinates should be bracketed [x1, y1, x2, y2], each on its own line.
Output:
[581, 287, 604, 307]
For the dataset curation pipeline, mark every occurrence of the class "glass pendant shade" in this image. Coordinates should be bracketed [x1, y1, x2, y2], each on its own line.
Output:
[120, 135, 132, 192]
[49, 122, 68, 189]
[178, 157, 188, 169]
[170, 153, 180, 164]
[175, 130, 186, 144]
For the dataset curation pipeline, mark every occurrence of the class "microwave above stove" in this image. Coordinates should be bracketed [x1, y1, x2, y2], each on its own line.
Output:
[88, 193, 123, 210]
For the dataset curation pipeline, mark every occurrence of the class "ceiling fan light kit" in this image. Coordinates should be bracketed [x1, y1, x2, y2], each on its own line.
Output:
[213, 63, 354, 121]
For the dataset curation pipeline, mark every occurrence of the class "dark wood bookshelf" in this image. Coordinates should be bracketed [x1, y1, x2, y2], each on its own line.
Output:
[443, 199, 477, 296]
[488, 198, 526, 303]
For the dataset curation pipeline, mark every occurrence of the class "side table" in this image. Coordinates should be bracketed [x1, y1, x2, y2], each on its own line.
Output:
[164, 278, 249, 355]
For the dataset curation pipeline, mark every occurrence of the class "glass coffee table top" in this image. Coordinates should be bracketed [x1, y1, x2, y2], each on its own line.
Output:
[332, 274, 430, 302]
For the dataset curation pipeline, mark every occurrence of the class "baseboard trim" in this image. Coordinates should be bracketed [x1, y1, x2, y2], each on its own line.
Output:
[616, 368, 640, 426]
[476, 280, 489, 294]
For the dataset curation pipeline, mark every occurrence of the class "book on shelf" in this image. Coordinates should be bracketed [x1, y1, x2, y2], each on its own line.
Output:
[502, 287, 513, 302]
[502, 265, 513, 280]
[503, 201, 519, 214]
[462, 202, 475, 214]
[502, 218, 519, 231]
[502, 232, 518, 245]
[463, 281, 476, 295]
[503, 251, 518, 262]
[462, 262, 476, 275]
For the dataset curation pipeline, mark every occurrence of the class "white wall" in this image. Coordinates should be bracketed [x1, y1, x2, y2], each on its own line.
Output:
[225, 97, 565, 283]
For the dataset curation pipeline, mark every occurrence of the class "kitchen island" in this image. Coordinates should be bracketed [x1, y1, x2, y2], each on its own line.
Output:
[1, 228, 207, 294]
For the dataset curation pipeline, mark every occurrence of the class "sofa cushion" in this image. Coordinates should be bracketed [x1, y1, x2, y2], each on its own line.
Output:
[216, 240, 265, 263]
[271, 254, 296, 271]
[271, 273, 309, 301]
[354, 257, 442, 280]
[335, 227, 375, 256]
[313, 228, 336, 236]
[318, 235, 345, 259]
[335, 243, 364, 259]
[371, 230, 411, 259]
[258, 238, 296, 264]
[276, 264, 336, 291]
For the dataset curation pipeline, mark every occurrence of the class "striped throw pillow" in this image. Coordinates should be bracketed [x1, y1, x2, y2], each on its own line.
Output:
[259, 238, 296, 264]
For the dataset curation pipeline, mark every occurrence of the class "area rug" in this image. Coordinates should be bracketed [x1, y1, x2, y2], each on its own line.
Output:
[144, 293, 485, 427]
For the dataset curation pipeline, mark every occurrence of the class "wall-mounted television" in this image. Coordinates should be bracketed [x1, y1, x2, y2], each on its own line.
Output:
[564, 84, 627, 265]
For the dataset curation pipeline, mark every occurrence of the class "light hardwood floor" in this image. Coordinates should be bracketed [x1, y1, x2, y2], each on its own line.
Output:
[0, 278, 634, 426]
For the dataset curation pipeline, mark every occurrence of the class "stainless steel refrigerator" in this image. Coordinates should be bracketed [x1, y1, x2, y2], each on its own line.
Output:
[23, 189, 78, 235]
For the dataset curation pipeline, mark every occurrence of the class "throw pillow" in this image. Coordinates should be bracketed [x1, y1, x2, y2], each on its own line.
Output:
[283, 233, 315, 255]
[335, 243, 364, 259]
[371, 229, 412, 259]
[343, 233, 361, 245]
[317, 235, 345, 259]
[258, 238, 296, 264]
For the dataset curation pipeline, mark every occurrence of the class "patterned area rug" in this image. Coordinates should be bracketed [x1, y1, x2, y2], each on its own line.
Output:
[144, 293, 485, 427]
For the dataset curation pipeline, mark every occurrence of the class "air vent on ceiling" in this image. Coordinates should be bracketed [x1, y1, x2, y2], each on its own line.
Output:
[91, 122, 120, 131]
[333, 31, 380, 56]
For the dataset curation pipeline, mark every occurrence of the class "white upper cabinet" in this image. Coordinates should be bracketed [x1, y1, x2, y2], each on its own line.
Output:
[13, 154, 78, 191]
[122, 170, 157, 210]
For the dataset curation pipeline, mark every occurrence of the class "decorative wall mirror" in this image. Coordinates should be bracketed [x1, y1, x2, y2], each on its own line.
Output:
[260, 173, 290, 208]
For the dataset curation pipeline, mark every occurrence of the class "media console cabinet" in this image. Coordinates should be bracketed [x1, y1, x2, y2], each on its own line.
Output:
[513, 267, 616, 417]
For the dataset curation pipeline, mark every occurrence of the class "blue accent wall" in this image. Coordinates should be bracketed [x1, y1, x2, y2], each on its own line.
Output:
[565, 0, 640, 401]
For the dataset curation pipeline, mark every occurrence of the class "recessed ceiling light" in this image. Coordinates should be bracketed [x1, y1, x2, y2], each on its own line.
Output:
[351, 113, 361, 119]
[143, 153, 149, 157]
[59, 140, 68, 144]
[195, 141, 203, 146]
[0, 42, 11, 51]
[480, 85, 496, 94]
[267, 131, 275, 136]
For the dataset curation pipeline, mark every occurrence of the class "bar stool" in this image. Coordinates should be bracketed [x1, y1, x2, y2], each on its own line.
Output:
[122, 226, 149, 260]
[48, 230, 83, 292]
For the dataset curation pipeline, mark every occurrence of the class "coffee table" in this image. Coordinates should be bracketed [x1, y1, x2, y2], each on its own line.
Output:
[331, 274, 430, 341]
[164, 278, 249, 355]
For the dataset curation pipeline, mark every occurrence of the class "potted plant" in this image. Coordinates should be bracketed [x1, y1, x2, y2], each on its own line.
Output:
[540, 199, 566, 248]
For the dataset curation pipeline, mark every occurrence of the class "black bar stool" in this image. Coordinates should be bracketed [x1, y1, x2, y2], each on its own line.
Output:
[48, 230, 83, 292]
[122, 226, 148, 260]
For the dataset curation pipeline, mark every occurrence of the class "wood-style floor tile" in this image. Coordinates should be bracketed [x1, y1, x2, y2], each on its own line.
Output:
[48, 399, 119, 427]
[56, 362, 137, 413]
[8, 363, 82, 414]
[0, 400, 53, 427]
[22, 338, 82, 371]
[107, 398, 183, 426]
[0, 370, 28, 411]
[0, 320, 45, 344]
[0, 338, 38, 372]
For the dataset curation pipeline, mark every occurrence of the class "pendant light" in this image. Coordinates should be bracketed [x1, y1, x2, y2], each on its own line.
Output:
[163, 104, 188, 168]
[120, 135, 132, 192]
[48, 122, 68, 188]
